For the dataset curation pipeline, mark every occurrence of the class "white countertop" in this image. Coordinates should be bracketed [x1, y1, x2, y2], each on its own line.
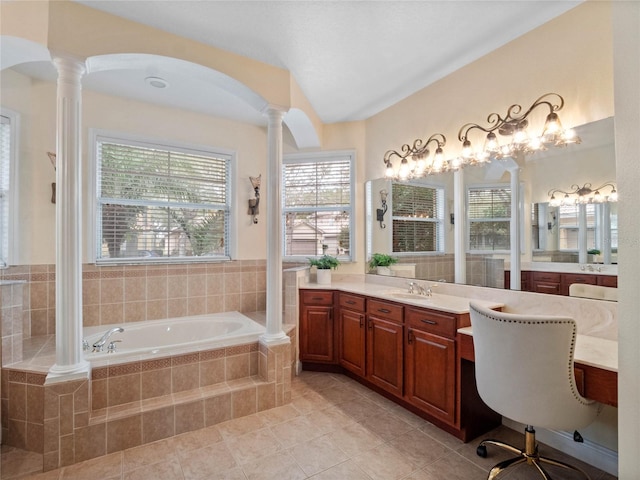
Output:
[506, 262, 618, 276]
[458, 326, 617, 373]
[301, 280, 503, 315]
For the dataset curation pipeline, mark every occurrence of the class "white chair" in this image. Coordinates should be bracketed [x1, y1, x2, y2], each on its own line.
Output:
[469, 302, 600, 480]
[569, 283, 618, 301]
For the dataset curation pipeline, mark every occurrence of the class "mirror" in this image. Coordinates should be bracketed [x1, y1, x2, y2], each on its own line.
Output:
[365, 117, 615, 288]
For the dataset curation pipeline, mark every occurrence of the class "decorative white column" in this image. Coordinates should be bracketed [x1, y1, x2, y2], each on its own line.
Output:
[46, 56, 90, 383]
[261, 106, 289, 344]
[453, 169, 466, 284]
[578, 203, 588, 264]
[508, 164, 521, 290]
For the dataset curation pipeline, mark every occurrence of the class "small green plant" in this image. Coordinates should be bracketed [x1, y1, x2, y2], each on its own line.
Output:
[308, 254, 340, 270]
[368, 253, 399, 270]
[587, 249, 601, 255]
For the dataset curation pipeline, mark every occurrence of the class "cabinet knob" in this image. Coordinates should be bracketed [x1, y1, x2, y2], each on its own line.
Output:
[378, 308, 391, 314]
[421, 319, 437, 325]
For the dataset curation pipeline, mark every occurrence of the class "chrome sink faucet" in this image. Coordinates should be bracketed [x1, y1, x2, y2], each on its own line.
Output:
[407, 281, 416, 294]
[92, 327, 124, 352]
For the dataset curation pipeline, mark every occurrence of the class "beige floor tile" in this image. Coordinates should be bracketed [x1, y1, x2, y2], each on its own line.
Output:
[326, 421, 384, 457]
[288, 433, 349, 476]
[332, 395, 388, 422]
[352, 443, 422, 480]
[315, 384, 361, 405]
[270, 415, 323, 448]
[388, 428, 451, 468]
[169, 425, 223, 457]
[122, 439, 177, 472]
[241, 451, 306, 480]
[358, 411, 414, 441]
[123, 457, 184, 480]
[418, 422, 465, 451]
[256, 404, 300, 426]
[305, 405, 357, 435]
[216, 414, 266, 440]
[59, 452, 123, 480]
[289, 390, 331, 415]
[308, 459, 372, 480]
[421, 451, 488, 480]
[225, 427, 282, 464]
[178, 442, 237, 480]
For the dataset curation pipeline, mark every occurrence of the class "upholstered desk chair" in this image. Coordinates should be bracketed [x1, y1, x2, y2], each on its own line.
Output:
[469, 302, 600, 480]
[569, 283, 618, 301]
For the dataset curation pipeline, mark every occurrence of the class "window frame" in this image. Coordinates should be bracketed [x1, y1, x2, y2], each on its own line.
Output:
[89, 129, 236, 265]
[390, 180, 445, 255]
[0, 108, 19, 268]
[282, 150, 355, 262]
[466, 183, 512, 254]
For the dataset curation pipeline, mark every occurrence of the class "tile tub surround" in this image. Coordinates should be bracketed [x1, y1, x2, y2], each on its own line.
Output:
[1, 281, 26, 366]
[1, 329, 295, 472]
[0, 261, 267, 337]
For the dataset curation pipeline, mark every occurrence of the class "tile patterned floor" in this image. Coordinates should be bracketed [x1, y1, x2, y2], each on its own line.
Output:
[2, 371, 617, 480]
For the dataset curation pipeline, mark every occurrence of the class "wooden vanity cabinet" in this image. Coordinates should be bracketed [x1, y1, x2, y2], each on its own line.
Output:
[338, 293, 367, 377]
[561, 273, 597, 296]
[366, 299, 404, 397]
[531, 271, 562, 295]
[404, 307, 459, 425]
[506, 270, 618, 295]
[299, 290, 336, 364]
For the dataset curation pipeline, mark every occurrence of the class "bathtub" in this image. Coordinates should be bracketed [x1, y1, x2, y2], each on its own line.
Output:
[83, 311, 266, 362]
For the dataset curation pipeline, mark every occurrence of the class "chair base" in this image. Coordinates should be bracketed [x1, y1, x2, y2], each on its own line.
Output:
[476, 426, 591, 480]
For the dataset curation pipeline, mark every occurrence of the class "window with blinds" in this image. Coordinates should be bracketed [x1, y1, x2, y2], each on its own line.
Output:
[96, 134, 232, 262]
[391, 183, 443, 253]
[0, 113, 13, 267]
[283, 152, 353, 260]
[468, 186, 511, 251]
[558, 204, 596, 251]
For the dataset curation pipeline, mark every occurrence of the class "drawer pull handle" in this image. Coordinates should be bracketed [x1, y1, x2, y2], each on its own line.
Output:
[346, 300, 356, 305]
[312, 297, 324, 301]
[378, 308, 391, 314]
[421, 319, 437, 325]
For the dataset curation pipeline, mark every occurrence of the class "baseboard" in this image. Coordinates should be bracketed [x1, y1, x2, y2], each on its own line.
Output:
[502, 418, 618, 477]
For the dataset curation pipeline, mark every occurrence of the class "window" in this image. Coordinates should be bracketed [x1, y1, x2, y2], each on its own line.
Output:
[558, 204, 596, 251]
[95, 133, 233, 263]
[468, 186, 511, 251]
[283, 151, 354, 260]
[391, 182, 444, 253]
[0, 110, 17, 267]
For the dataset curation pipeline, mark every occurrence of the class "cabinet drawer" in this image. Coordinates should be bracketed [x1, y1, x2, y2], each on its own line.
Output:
[406, 307, 457, 338]
[367, 299, 403, 323]
[532, 272, 561, 283]
[563, 273, 597, 285]
[598, 275, 618, 287]
[301, 290, 334, 305]
[339, 293, 366, 312]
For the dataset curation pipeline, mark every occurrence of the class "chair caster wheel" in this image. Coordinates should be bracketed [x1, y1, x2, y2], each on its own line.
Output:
[477, 445, 487, 458]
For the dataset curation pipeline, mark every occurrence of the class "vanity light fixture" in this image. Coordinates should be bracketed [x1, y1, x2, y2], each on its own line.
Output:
[248, 174, 261, 224]
[383, 133, 446, 180]
[548, 182, 618, 206]
[456, 93, 580, 168]
[377, 189, 388, 228]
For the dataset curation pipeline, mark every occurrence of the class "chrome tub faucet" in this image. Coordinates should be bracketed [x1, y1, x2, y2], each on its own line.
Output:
[92, 327, 124, 352]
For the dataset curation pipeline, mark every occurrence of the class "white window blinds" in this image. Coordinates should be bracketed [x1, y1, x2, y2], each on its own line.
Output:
[468, 186, 511, 251]
[391, 183, 444, 253]
[96, 135, 231, 262]
[283, 153, 353, 259]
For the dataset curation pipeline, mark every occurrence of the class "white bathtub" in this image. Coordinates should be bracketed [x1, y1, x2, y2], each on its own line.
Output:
[83, 311, 266, 362]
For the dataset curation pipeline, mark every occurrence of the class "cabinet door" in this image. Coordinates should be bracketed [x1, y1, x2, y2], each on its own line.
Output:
[300, 305, 334, 363]
[405, 328, 456, 424]
[339, 309, 366, 376]
[531, 272, 562, 295]
[366, 316, 404, 397]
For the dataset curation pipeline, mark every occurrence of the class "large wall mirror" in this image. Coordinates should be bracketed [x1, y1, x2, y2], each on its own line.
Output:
[365, 117, 615, 289]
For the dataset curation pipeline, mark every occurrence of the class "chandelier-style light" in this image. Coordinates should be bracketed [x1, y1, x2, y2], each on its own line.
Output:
[548, 182, 618, 206]
[456, 93, 580, 168]
[383, 133, 447, 180]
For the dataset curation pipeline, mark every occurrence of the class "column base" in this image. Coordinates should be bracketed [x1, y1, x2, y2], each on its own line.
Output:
[45, 360, 90, 385]
[259, 331, 290, 346]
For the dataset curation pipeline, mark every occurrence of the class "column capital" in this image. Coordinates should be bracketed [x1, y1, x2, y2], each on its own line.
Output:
[261, 104, 289, 120]
[52, 54, 86, 75]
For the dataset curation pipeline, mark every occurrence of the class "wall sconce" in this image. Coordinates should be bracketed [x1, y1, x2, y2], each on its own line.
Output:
[248, 174, 261, 224]
[383, 133, 447, 180]
[456, 93, 580, 168]
[377, 189, 388, 228]
[47, 151, 56, 204]
[548, 182, 618, 206]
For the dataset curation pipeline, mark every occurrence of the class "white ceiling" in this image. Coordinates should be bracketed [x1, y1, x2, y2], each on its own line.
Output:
[11, 1, 583, 126]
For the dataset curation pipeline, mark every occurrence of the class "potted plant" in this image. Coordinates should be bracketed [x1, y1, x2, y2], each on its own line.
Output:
[308, 254, 340, 284]
[588, 248, 602, 263]
[368, 253, 398, 276]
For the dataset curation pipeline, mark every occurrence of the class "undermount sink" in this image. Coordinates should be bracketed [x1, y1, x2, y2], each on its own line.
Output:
[386, 292, 431, 301]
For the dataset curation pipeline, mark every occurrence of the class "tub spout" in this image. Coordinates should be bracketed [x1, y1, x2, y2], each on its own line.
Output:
[93, 327, 124, 352]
